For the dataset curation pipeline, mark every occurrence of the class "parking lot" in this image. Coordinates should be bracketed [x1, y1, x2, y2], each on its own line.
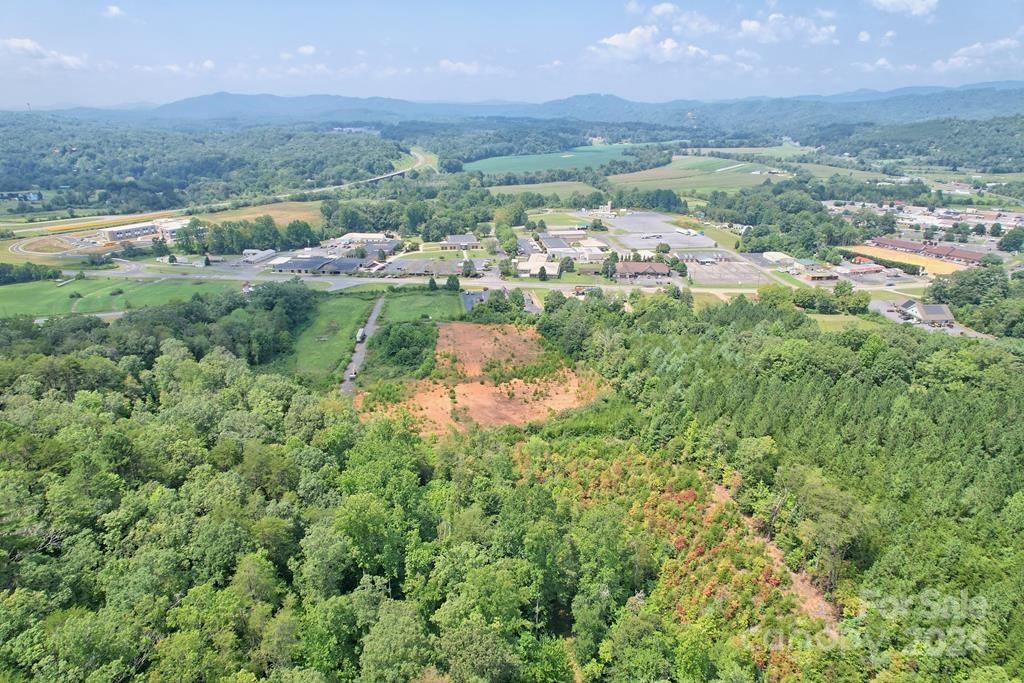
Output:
[602, 212, 717, 250]
[688, 260, 771, 286]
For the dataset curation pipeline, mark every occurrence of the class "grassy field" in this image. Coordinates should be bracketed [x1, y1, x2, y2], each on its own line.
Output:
[528, 211, 589, 227]
[465, 144, 634, 174]
[269, 294, 375, 383]
[791, 162, 882, 181]
[488, 181, 600, 199]
[379, 291, 463, 324]
[673, 217, 741, 249]
[198, 201, 325, 228]
[848, 245, 964, 275]
[691, 292, 725, 310]
[702, 143, 807, 159]
[610, 156, 785, 194]
[809, 313, 883, 332]
[0, 278, 240, 318]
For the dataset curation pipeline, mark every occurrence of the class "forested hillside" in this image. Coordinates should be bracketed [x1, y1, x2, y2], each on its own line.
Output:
[0, 115, 405, 213]
[820, 115, 1024, 172]
[1, 281, 1021, 681]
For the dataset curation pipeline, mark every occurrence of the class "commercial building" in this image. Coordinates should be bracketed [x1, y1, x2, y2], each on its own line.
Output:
[761, 251, 795, 267]
[517, 253, 561, 277]
[440, 234, 481, 251]
[98, 222, 158, 242]
[897, 300, 955, 326]
[240, 249, 277, 264]
[614, 261, 671, 279]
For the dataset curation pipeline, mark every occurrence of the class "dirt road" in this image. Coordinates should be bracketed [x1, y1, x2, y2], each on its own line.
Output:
[340, 296, 385, 395]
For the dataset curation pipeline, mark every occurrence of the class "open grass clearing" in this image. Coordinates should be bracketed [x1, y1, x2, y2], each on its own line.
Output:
[488, 181, 601, 198]
[465, 144, 635, 174]
[198, 201, 325, 228]
[379, 291, 463, 324]
[610, 155, 786, 194]
[702, 143, 807, 159]
[0, 277, 240, 318]
[809, 313, 883, 332]
[791, 163, 881, 182]
[267, 294, 375, 384]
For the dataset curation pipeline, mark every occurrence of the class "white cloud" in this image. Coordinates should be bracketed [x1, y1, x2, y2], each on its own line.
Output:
[867, 0, 938, 17]
[650, 2, 676, 16]
[816, 9, 837, 19]
[201, 59, 215, 71]
[854, 57, 918, 72]
[539, 59, 563, 69]
[590, 24, 729, 65]
[933, 37, 1020, 72]
[738, 14, 837, 45]
[436, 59, 509, 76]
[102, 5, 124, 18]
[296, 45, 316, 56]
[597, 24, 661, 55]
[881, 30, 897, 45]
[279, 52, 293, 60]
[625, 0, 644, 14]
[858, 31, 871, 42]
[0, 37, 86, 70]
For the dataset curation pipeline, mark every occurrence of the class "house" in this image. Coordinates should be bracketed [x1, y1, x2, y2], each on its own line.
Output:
[440, 234, 481, 251]
[897, 300, 955, 326]
[461, 290, 492, 311]
[615, 261, 671, 279]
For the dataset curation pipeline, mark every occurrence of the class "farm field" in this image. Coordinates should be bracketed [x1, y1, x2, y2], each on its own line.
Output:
[0, 277, 240, 318]
[528, 211, 589, 227]
[269, 294, 375, 383]
[610, 155, 785, 193]
[464, 144, 634, 174]
[809, 313, 883, 332]
[378, 291, 463, 323]
[488, 181, 600, 198]
[848, 245, 965, 274]
[197, 200, 325, 227]
[791, 162, 881, 181]
[702, 142, 807, 159]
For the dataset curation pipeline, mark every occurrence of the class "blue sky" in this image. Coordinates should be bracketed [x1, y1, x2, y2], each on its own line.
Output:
[2, 0, 1023, 108]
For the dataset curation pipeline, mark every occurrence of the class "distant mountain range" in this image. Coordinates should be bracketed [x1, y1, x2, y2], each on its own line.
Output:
[26, 81, 1024, 131]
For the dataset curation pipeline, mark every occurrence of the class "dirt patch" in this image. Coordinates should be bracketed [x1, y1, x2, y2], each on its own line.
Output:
[436, 322, 545, 377]
[360, 322, 600, 434]
[711, 484, 838, 630]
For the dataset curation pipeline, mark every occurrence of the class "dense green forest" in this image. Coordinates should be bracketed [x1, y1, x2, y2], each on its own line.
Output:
[927, 262, 1024, 337]
[1, 280, 1022, 681]
[0, 115, 406, 214]
[816, 115, 1024, 173]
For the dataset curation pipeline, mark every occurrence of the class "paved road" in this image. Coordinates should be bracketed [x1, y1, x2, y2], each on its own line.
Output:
[340, 296, 385, 395]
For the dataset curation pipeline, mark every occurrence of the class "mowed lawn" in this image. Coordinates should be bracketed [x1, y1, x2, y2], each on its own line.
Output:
[809, 314, 883, 332]
[0, 278, 240, 318]
[379, 291, 463, 323]
[610, 156, 786, 193]
[488, 181, 601, 199]
[273, 294, 375, 381]
[465, 145, 634, 174]
[198, 201, 325, 228]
